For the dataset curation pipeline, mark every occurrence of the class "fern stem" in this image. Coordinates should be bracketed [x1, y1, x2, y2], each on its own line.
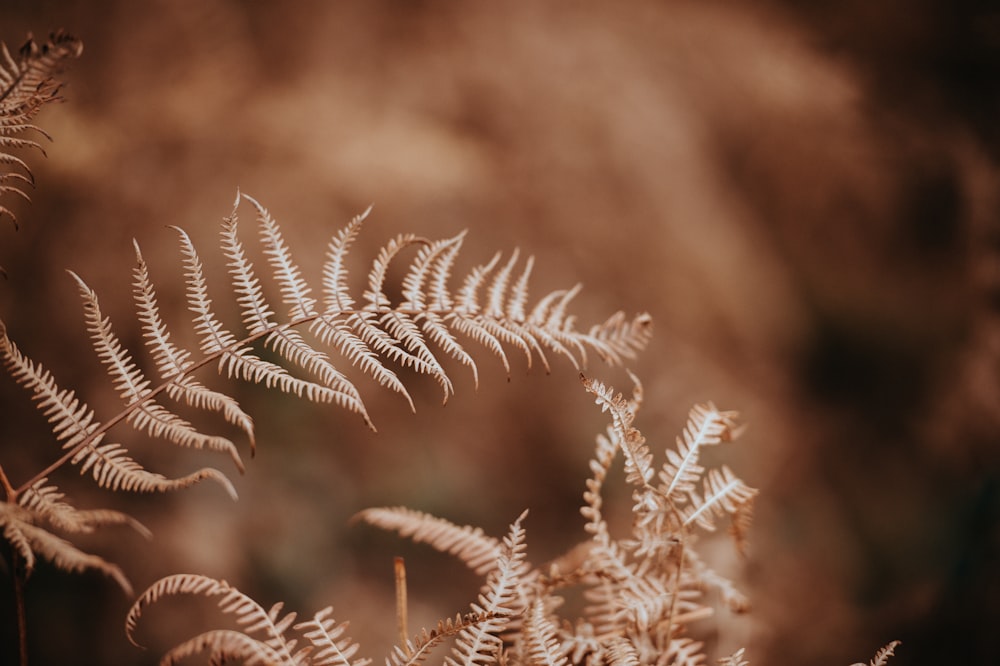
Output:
[0, 463, 15, 500]
[394, 556, 410, 657]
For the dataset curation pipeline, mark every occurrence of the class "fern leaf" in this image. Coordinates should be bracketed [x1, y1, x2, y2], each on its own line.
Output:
[176, 225, 352, 407]
[311, 314, 413, 413]
[133, 241, 257, 451]
[446, 511, 528, 666]
[18, 480, 151, 538]
[71, 438, 237, 499]
[851, 641, 901, 666]
[0, 31, 82, 228]
[9, 516, 132, 594]
[126, 573, 298, 665]
[663, 637, 707, 666]
[245, 193, 318, 320]
[1, 321, 100, 451]
[658, 404, 741, 505]
[322, 206, 369, 314]
[355, 506, 501, 575]
[521, 598, 569, 666]
[681, 466, 757, 533]
[0, 508, 35, 573]
[158, 629, 289, 666]
[72, 270, 246, 469]
[582, 375, 653, 487]
[605, 636, 640, 666]
[718, 647, 749, 666]
[293, 606, 371, 666]
[387, 613, 496, 666]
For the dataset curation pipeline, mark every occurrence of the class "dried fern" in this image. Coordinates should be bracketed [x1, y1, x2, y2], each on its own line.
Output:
[0, 193, 650, 594]
[131, 378, 898, 664]
[0, 31, 81, 229]
[131, 378, 752, 665]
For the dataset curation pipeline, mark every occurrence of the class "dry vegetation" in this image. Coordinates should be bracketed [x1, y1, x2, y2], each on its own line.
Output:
[1, 1, 998, 664]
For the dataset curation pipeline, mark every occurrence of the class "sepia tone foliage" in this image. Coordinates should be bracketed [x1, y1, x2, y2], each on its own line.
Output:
[3, 1, 996, 664]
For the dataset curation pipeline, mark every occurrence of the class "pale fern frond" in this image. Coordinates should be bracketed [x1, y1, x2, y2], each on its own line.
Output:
[388, 612, 497, 666]
[446, 511, 528, 666]
[126, 573, 299, 665]
[18, 480, 150, 538]
[322, 206, 369, 314]
[293, 606, 371, 666]
[851, 641, 901, 666]
[658, 404, 741, 505]
[70, 438, 237, 499]
[355, 506, 502, 575]
[0, 502, 132, 594]
[521, 598, 569, 666]
[1, 322, 99, 451]
[133, 241, 256, 453]
[681, 466, 757, 534]
[246, 193, 318, 320]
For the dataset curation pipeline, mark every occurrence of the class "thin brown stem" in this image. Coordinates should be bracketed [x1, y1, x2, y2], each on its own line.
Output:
[394, 556, 410, 656]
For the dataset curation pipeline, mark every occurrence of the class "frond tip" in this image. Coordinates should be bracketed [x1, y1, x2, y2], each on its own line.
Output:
[0, 31, 83, 228]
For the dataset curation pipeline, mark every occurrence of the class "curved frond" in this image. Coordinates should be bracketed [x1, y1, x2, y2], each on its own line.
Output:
[70, 439, 237, 499]
[7, 515, 132, 594]
[18, 480, 150, 538]
[355, 507, 501, 575]
[126, 573, 298, 665]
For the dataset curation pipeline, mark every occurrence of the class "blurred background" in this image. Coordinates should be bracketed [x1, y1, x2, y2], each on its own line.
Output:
[0, 1, 997, 664]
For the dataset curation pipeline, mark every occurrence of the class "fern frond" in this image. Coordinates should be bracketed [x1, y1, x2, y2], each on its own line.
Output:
[1, 322, 99, 452]
[293, 606, 371, 666]
[0, 505, 132, 594]
[70, 438, 237, 499]
[851, 641, 901, 666]
[521, 598, 569, 666]
[446, 511, 529, 666]
[246, 193, 318, 320]
[72, 270, 246, 470]
[681, 466, 757, 534]
[322, 206, 369, 313]
[133, 241, 257, 454]
[658, 404, 741, 505]
[718, 647, 749, 666]
[605, 636, 640, 666]
[355, 506, 501, 575]
[582, 375, 653, 487]
[662, 637, 707, 666]
[0, 31, 82, 228]
[387, 612, 497, 666]
[18, 479, 150, 538]
[157, 629, 289, 666]
[126, 573, 298, 664]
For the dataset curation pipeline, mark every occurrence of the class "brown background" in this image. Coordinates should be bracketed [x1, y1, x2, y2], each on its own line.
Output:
[1, 1, 998, 664]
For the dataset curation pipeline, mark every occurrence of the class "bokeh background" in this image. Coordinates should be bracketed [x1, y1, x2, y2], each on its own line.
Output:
[1, 1, 998, 664]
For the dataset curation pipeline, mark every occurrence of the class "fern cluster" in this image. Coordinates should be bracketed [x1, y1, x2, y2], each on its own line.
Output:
[125, 379, 753, 665]
[0, 30, 899, 666]
[124, 378, 898, 666]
